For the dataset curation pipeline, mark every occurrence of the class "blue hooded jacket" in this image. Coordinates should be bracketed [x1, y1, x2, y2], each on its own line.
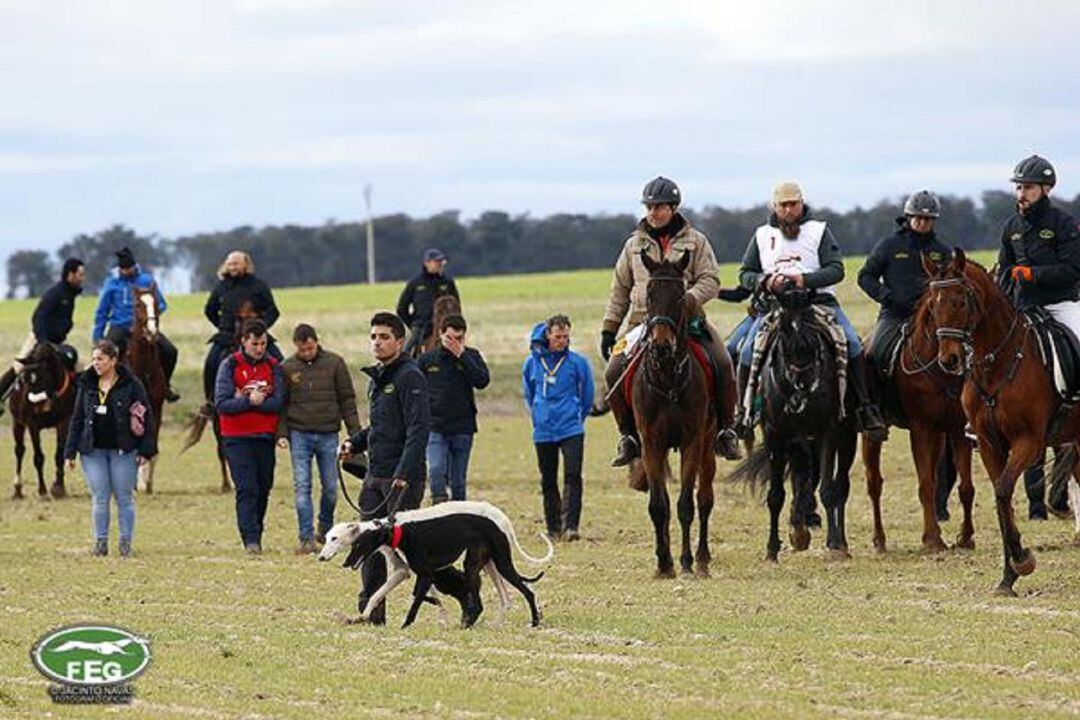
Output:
[92, 266, 168, 341]
[522, 321, 595, 443]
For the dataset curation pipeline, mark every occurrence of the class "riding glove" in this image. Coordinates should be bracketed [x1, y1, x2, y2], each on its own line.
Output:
[600, 331, 617, 361]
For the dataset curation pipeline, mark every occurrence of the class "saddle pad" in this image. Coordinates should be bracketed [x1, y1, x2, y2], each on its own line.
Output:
[1031, 313, 1080, 400]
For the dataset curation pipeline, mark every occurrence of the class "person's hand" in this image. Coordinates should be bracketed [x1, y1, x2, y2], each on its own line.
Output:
[391, 478, 407, 491]
[234, 388, 246, 399]
[600, 330, 616, 361]
[276, 437, 288, 449]
[1011, 265, 1034, 283]
[136, 455, 150, 466]
[66, 458, 76, 471]
[248, 388, 265, 406]
[791, 273, 805, 289]
[441, 331, 464, 357]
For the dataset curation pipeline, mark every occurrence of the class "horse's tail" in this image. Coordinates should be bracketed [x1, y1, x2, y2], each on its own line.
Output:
[180, 404, 212, 454]
[1048, 444, 1078, 505]
[726, 445, 772, 497]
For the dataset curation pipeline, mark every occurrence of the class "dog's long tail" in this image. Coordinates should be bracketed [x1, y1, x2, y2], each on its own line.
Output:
[505, 521, 555, 565]
[520, 570, 545, 583]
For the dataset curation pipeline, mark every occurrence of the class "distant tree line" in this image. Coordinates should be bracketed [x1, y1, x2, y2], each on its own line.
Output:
[8, 191, 1080, 297]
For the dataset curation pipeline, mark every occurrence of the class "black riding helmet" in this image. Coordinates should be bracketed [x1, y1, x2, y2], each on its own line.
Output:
[641, 176, 681, 206]
[1011, 154, 1056, 187]
[903, 190, 941, 218]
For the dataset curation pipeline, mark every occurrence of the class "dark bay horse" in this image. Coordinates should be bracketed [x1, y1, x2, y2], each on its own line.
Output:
[629, 251, 717, 578]
[730, 287, 857, 561]
[10, 343, 76, 499]
[922, 248, 1078, 595]
[182, 299, 264, 492]
[128, 286, 167, 493]
[864, 291, 976, 554]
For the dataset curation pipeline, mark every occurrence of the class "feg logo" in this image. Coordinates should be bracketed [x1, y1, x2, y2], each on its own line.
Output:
[32, 625, 151, 686]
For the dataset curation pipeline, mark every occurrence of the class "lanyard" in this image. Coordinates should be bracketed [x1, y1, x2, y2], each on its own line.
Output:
[97, 379, 114, 406]
[539, 355, 566, 378]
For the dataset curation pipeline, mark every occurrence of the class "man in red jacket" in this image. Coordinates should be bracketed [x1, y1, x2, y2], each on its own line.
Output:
[214, 319, 285, 555]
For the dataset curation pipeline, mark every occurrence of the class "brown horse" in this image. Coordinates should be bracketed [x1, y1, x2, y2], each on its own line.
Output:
[182, 299, 263, 492]
[413, 292, 462, 357]
[128, 285, 167, 493]
[922, 248, 1072, 595]
[10, 342, 76, 499]
[630, 251, 717, 578]
[864, 297, 976, 554]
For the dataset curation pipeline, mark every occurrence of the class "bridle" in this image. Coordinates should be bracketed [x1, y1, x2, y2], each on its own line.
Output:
[771, 315, 826, 415]
[642, 275, 691, 402]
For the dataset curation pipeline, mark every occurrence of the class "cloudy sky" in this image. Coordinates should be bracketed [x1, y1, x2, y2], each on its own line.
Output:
[2, 0, 1079, 258]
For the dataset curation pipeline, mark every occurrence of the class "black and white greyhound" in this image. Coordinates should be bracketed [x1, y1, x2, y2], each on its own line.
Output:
[318, 501, 553, 628]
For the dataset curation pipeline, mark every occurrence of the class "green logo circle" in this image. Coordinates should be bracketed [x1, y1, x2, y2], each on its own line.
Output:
[31, 625, 151, 686]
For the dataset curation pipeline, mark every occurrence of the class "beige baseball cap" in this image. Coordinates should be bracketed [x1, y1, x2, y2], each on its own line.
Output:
[772, 181, 804, 206]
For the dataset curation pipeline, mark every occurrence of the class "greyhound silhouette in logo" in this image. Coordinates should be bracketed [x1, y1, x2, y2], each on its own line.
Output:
[49, 638, 139, 656]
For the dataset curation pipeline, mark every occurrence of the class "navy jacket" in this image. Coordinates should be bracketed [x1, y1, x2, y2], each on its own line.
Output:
[204, 274, 280, 336]
[858, 219, 951, 319]
[64, 365, 157, 460]
[33, 280, 81, 344]
[418, 345, 490, 435]
[395, 270, 460, 330]
[349, 355, 430, 482]
[998, 196, 1080, 308]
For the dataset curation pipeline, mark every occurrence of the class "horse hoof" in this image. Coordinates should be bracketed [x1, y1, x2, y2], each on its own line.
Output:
[49, 484, 66, 500]
[654, 567, 676, 580]
[954, 535, 976, 551]
[789, 527, 811, 552]
[680, 566, 694, 577]
[764, 554, 779, 564]
[920, 539, 947, 554]
[11, 489, 22, 500]
[1010, 550, 1036, 577]
[873, 540, 887, 555]
[694, 565, 711, 579]
[825, 548, 851, 563]
[993, 584, 1018, 598]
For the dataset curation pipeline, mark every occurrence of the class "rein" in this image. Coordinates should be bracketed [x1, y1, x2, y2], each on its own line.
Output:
[641, 275, 692, 402]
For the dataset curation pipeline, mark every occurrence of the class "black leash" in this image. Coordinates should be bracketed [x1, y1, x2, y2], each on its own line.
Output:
[337, 458, 408, 521]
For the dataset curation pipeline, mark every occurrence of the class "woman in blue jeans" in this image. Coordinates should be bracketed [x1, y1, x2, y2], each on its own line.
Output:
[64, 340, 157, 557]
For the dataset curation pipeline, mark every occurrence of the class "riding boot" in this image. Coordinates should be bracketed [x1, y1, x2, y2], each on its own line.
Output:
[160, 334, 181, 402]
[733, 364, 754, 440]
[709, 352, 741, 460]
[608, 385, 640, 467]
[849, 352, 888, 442]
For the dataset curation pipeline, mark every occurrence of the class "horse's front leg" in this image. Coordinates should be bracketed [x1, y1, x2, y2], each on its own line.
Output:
[910, 425, 946, 552]
[12, 421, 26, 500]
[863, 434, 887, 553]
[30, 427, 48, 499]
[53, 418, 70, 499]
[644, 446, 674, 578]
[980, 435, 1040, 596]
[788, 445, 811, 552]
[695, 443, 716, 578]
[676, 443, 697, 576]
[952, 433, 976, 549]
[765, 445, 787, 562]
[826, 426, 856, 559]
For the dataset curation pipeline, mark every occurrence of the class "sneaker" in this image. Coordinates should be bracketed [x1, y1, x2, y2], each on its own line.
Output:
[295, 538, 318, 555]
[119, 539, 132, 557]
[244, 542, 262, 556]
[92, 539, 108, 557]
[564, 528, 581, 542]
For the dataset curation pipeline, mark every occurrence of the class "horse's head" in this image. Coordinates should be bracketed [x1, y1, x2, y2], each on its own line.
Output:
[773, 307, 826, 410]
[922, 247, 987, 375]
[433, 293, 461, 318]
[641, 250, 690, 354]
[233, 299, 262, 338]
[133, 285, 159, 339]
[19, 343, 68, 405]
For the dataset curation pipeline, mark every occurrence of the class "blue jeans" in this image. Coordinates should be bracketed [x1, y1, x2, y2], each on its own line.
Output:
[426, 432, 475, 501]
[726, 315, 755, 358]
[739, 304, 863, 367]
[81, 449, 138, 542]
[289, 430, 339, 540]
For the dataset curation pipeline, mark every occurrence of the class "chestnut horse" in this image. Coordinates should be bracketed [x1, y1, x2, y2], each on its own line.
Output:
[630, 251, 717, 578]
[127, 285, 167, 493]
[923, 248, 1076, 595]
[864, 291, 976, 554]
[10, 342, 76, 499]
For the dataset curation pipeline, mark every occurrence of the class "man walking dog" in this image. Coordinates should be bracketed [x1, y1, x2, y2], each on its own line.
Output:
[341, 312, 430, 625]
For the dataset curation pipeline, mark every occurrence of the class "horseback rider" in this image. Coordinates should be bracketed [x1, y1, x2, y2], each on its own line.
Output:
[0, 258, 85, 413]
[396, 248, 461, 356]
[736, 181, 888, 441]
[600, 176, 741, 466]
[858, 190, 951, 369]
[719, 284, 770, 366]
[92, 247, 180, 402]
[997, 155, 1080, 336]
[203, 250, 283, 398]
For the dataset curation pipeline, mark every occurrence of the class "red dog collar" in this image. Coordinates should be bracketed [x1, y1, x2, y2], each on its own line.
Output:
[390, 524, 403, 549]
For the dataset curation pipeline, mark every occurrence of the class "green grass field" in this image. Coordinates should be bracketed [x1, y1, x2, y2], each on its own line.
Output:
[2, 255, 1080, 720]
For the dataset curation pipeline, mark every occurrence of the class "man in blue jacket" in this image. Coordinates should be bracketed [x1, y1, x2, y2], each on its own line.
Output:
[93, 247, 180, 402]
[522, 314, 595, 541]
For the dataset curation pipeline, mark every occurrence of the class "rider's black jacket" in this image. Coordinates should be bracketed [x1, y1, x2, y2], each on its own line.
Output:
[858, 218, 950, 319]
[32, 280, 81, 344]
[204, 274, 280, 336]
[395, 269, 459, 331]
[997, 195, 1080, 309]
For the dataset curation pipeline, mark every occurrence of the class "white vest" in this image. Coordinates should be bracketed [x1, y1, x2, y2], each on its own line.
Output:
[753, 220, 836, 296]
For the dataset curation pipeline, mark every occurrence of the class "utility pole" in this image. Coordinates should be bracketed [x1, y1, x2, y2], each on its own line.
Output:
[364, 183, 376, 284]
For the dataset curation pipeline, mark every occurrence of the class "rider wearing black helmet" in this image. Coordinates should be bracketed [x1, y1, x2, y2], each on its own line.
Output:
[858, 190, 951, 359]
[600, 176, 740, 465]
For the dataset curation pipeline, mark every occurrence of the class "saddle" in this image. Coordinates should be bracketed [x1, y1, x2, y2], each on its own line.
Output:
[1026, 308, 1080, 402]
[621, 338, 715, 409]
[868, 321, 909, 379]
